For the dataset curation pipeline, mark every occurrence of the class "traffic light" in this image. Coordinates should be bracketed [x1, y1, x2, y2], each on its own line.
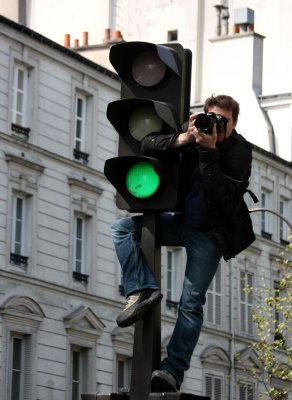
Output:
[104, 41, 192, 212]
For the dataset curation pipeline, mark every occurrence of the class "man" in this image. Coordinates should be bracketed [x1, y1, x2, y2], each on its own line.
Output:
[110, 94, 255, 392]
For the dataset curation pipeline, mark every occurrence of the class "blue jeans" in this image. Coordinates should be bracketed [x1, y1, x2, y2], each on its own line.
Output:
[110, 213, 222, 388]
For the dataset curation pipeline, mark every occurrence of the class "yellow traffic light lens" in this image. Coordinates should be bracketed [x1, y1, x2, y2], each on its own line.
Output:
[128, 105, 163, 141]
[126, 162, 160, 198]
[132, 51, 167, 87]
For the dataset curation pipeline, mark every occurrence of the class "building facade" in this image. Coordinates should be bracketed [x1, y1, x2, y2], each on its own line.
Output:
[0, 2, 291, 400]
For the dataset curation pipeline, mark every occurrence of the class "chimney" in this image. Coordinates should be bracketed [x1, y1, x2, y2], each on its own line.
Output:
[113, 30, 122, 40]
[234, 8, 254, 33]
[222, 7, 230, 35]
[214, 5, 230, 36]
[104, 28, 111, 41]
[82, 31, 88, 46]
[64, 33, 71, 47]
[73, 39, 79, 47]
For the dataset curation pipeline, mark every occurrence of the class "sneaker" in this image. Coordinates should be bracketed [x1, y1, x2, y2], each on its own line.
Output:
[116, 289, 162, 328]
[151, 369, 178, 393]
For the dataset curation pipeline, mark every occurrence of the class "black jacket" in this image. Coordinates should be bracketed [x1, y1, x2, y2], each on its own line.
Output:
[142, 127, 256, 260]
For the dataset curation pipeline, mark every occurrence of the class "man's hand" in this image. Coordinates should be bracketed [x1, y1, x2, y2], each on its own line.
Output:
[193, 123, 217, 149]
[174, 113, 217, 149]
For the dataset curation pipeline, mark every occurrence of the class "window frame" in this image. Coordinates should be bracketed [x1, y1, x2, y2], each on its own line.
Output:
[11, 194, 25, 255]
[164, 247, 183, 313]
[70, 346, 90, 400]
[205, 263, 222, 326]
[238, 380, 255, 400]
[167, 29, 178, 42]
[73, 92, 91, 163]
[11, 64, 29, 127]
[261, 191, 273, 239]
[279, 198, 289, 244]
[74, 94, 86, 153]
[10, 192, 30, 268]
[73, 214, 91, 283]
[239, 270, 254, 335]
[117, 355, 132, 394]
[8, 333, 32, 400]
[204, 373, 224, 400]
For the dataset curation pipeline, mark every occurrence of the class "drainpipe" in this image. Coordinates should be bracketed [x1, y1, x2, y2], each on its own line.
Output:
[229, 259, 235, 400]
[257, 96, 277, 154]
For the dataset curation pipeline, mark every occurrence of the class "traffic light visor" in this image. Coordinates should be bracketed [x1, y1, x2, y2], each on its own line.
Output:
[132, 50, 167, 87]
[126, 161, 160, 198]
[128, 105, 163, 141]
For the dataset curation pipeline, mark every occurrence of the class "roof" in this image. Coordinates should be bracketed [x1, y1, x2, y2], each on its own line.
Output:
[0, 14, 119, 81]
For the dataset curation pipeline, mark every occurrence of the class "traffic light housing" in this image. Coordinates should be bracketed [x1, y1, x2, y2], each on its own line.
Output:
[104, 41, 192, 212]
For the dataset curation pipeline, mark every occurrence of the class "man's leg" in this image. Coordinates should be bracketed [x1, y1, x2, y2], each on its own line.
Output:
[153, 226, 222, 391]
[111, 214, 184, 327]
[111, 216, 161, 327]
[111, 215, 159, 296]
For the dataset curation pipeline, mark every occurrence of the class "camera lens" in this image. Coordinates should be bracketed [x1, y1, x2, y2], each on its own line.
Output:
[194, 114, 213, 134]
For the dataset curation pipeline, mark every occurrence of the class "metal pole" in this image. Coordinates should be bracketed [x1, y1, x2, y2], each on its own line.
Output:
[129, 212, 161, 400]
[249, 207, 292, 230]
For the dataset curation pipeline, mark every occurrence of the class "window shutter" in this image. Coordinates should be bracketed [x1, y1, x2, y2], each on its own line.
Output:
[239, 385, 245, 400]
[23, 336, 32, 400]
[214, 377, 222, 400]
[205, 375, 223, 400]
[215, 294, 221, 325]
[205, 375, 212, 397]
[207, 292, 214, 323]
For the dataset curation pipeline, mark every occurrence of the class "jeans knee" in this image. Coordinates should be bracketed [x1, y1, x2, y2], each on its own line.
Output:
[179, 289, 205, 316]
[110, 219, 127, 240]
[179, 302, 203, 323]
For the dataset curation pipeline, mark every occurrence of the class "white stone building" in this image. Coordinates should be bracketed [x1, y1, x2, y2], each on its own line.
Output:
[0, 15, 124, 400]
[0, 2, 291, 400]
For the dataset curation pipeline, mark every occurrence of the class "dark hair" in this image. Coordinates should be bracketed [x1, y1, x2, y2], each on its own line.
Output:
[204, 94, 240, 122]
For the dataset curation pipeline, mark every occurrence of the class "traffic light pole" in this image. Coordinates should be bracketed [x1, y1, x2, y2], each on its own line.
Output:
[130, 212, 161, 400]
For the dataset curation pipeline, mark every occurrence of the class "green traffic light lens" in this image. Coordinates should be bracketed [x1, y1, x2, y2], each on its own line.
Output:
[126, 162, 160, 198]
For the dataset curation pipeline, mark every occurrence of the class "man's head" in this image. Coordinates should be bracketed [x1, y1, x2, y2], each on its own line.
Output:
[204, 94, 239, 142]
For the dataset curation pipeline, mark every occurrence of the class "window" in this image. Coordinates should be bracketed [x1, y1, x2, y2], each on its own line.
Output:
[117, 356, 132, 393]
[167, 30, 178, 41]
[279, 200, 289, 244]
[206, 263, 222, 325]
[69, 177, 100, 288]
[11, 64, 30, 137]
[10, 194, 29, 267]
[273, 280, 287, 342]
[238, 381, 255, 400]
[261, 191, 272, 239]
[71, 347, 90, 400]
[73, 94, 89, 163]
[1, 296, 44, 400]
[165, 248, 182, 312]
[73, 215, 90, 283]
[9, 334, 32, 400]
[65, 307, 102, 399]
[240, 271, 253, 334]
[205, 374, 223, 400]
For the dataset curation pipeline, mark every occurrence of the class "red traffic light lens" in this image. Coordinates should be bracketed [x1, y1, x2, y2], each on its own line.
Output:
[132, 50, 167, 87]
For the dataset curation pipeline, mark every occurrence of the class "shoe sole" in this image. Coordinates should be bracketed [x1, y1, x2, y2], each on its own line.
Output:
[117, 293, 163, 328]
[151, 374, 177, 393]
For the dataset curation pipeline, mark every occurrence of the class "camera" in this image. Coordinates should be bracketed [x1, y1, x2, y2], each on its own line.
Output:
[194, 112, 228, 135]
